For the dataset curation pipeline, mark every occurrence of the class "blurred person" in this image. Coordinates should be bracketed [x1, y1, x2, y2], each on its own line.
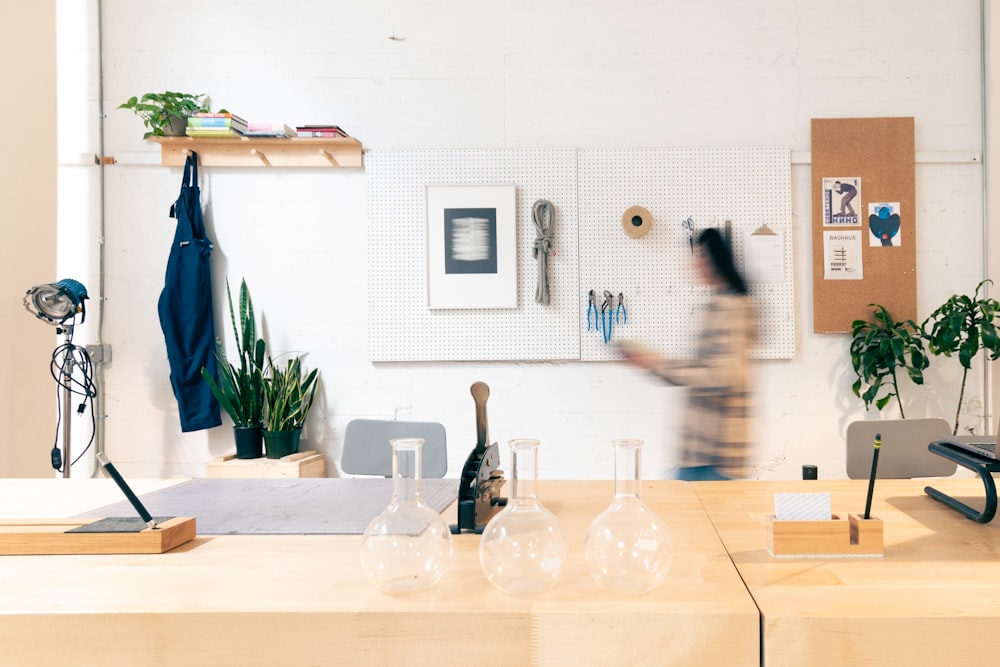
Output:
[618, 228, 755, 480]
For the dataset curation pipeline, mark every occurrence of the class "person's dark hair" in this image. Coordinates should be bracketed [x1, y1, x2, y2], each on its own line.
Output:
[698, 227, 748, 294]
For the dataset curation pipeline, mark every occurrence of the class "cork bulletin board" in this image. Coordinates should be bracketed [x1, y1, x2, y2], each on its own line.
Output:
[811, 117, 916, 333]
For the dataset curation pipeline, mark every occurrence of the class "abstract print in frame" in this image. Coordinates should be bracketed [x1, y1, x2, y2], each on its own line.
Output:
[425, 184, 517, 309]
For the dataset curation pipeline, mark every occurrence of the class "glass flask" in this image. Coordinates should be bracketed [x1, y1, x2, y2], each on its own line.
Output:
[360, 438, 453, 594]
[479, 438, 566, 595]
[585, 439, 672, 595]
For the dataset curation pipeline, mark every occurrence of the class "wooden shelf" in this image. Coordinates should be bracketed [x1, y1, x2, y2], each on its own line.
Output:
[152, 136, 363, 168]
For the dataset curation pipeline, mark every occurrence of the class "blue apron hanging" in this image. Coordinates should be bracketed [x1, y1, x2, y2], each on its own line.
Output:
[158, 152, 222, 432]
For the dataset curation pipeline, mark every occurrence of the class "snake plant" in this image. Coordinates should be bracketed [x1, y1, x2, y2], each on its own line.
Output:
[201, 278, 266, 428]
[262, 354, 319, 432]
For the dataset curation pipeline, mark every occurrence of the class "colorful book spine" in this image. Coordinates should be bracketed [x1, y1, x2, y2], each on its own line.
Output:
[188, 117, 244, 127]
[185, 127, 244, 137]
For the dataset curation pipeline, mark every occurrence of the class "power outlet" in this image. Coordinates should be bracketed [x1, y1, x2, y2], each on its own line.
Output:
[86, 344, 112, 363]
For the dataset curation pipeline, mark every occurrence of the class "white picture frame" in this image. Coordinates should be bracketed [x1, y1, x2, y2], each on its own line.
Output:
[425, 184, 517, 309]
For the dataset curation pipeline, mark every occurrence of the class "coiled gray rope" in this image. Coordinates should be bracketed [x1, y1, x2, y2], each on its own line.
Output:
[532, 199, 555, 304]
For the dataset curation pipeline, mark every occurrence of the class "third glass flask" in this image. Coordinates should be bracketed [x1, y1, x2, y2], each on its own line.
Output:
[584, 438, 672, 594]
[479, 438, 566, 595]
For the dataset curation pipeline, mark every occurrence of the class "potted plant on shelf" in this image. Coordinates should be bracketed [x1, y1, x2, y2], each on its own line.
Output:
[262, 354, 320, 459]
[117, 90, 208, 140]
[849, 303, 929, 418]
[922, 279, 1000, 435]
[201, 278, 267, 459]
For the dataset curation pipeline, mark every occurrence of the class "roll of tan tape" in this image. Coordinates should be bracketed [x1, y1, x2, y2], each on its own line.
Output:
[622, 205, 653, 239]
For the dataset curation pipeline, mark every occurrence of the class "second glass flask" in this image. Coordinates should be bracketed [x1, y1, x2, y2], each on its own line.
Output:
[479, 438, 566, 595]
[584, 438, 672, 594]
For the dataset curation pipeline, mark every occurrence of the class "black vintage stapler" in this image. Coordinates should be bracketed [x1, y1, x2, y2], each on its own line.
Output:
[450, 381, 506, 534]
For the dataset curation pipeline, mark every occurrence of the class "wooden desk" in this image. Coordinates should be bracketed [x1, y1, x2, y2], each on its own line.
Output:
[0, 479, 759, 667]
[694, 479, 1000, 667]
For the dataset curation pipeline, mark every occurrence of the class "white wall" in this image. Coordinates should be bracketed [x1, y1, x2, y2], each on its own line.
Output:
[71, 0, 987, 480]
[2, 1, 57, 477]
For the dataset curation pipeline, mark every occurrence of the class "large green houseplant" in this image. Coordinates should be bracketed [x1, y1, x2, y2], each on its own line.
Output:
[262, 354, 319, 459]
[201, 278, 267, 458]
[849, 303, 929, 418]
[922, 279, 1000, 435]
[118, 90, 208, 140]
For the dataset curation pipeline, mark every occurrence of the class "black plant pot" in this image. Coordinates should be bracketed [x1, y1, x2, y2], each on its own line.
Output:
[233, 426, 264, 459]
[165, 115, 188, 136]
[263, 428, 302, 460]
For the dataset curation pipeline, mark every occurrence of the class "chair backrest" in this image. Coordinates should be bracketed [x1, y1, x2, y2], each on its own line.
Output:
[341, 419, 447, 478]
[846, 418, 957, 479]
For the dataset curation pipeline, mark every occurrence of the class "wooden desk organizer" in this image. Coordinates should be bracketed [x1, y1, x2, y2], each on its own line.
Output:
[0, 516, 196, 555]
[766, 513, 884, 557]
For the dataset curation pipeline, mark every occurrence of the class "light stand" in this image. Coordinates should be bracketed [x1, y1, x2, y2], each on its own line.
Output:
[54, 322, 76, 478]
[23, 279, 92, 478]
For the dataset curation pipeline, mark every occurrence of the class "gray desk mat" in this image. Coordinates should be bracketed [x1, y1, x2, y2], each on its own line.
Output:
[77, 478, 459, 535]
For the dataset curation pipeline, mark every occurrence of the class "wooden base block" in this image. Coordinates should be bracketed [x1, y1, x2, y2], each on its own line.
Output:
[766, 513, 884, 557]
[206, 450, 326, 478]
[0, 516, 196, 555]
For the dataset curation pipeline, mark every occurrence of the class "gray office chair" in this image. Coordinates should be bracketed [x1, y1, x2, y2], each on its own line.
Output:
[846, 417, 957, 479]
[341, 419, 448, 478]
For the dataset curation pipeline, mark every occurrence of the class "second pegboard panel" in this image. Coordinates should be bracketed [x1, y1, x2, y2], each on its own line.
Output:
[578, 147, 794, 361]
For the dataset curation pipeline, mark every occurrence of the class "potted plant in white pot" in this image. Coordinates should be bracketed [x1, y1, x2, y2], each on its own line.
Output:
[262, 354, 319, 459]
[201, 278, 267, 458]
[118, 90, 208, 140]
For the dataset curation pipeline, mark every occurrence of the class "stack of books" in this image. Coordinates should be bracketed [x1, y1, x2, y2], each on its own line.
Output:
[244, 121, 298, 137]
[186, 112, 248, 137]
[294, 124, 349, 138]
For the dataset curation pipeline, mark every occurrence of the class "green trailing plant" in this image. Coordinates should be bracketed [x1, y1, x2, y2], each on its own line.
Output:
[262, 354, 319, 432]
[201, 278, 267, 428]
[117, 90, 208, 140]
[849, 304, 929, 418]
[922, 279, 1000, 435]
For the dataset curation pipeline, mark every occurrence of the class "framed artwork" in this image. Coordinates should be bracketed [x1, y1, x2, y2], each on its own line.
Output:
[426, 184, 517, 309]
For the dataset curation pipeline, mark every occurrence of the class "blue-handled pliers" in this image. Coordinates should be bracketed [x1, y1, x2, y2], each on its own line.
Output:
[586, 290, 599, 332]
[616, 292, 627, 325]
[601, 290, 615, 343]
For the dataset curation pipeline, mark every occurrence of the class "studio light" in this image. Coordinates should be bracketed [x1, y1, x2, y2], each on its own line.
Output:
[23, 278, 89, 325]
[22, 278, 96, 478]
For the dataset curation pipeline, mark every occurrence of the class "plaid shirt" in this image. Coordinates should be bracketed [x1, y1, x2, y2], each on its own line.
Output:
[650, 292, 754, 478]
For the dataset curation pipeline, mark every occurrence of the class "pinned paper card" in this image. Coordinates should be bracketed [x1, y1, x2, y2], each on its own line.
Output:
[774, 492, 832, 521]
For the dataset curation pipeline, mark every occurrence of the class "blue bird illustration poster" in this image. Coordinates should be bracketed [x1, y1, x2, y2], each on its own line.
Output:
[868, 202, 901, 247]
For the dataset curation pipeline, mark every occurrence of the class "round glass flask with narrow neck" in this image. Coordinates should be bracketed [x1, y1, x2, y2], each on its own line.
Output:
[479, 438, 566, 595]
[360, 437, 453, 594]
[584, 438, 672, 594]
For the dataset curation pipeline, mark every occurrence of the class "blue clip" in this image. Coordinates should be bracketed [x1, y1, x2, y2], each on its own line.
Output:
[682, 217, 695, 255]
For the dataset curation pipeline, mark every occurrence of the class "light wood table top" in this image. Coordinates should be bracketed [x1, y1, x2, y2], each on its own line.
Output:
[0, 478, 759, 667]
[693, 478, 1000, 667]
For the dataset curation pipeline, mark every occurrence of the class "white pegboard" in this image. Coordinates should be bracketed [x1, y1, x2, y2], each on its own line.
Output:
[366, 150, 581, 361]
[578, 147, 794, 361]
[367, 147, 793, 362]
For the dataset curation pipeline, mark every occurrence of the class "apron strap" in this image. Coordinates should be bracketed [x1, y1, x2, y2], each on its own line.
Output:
[183, 151, 198, 187]
[171, 151, 199, 220]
